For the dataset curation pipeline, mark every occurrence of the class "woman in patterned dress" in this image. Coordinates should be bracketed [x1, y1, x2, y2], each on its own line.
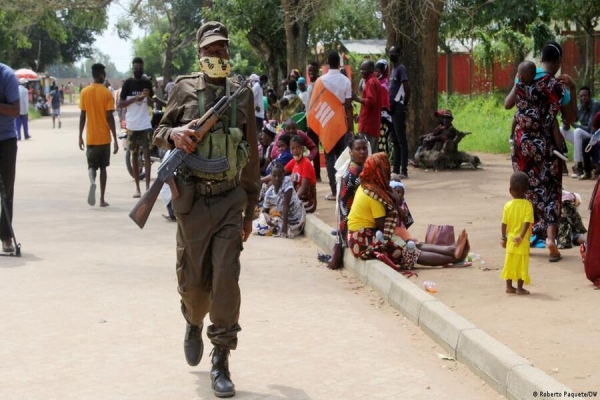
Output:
[327, 135, 369, 269]
[504, 41, 577, 262]
[346, 153, 470, 271]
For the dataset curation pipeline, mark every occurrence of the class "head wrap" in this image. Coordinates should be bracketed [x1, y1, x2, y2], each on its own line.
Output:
[359, 153, 398, 239]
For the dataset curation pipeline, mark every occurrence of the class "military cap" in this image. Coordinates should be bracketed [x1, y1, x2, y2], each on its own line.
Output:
[197, 21, 229, 48]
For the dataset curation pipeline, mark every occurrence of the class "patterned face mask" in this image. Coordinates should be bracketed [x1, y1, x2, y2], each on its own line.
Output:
[199, 56, 231, 78]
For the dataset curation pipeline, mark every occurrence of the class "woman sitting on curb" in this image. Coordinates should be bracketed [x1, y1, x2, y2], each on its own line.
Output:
[346, 153, 470, 272]
[328, 135, 369, 269]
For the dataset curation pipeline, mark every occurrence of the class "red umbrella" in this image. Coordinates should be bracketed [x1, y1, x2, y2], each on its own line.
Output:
[14, 68, 38, 80]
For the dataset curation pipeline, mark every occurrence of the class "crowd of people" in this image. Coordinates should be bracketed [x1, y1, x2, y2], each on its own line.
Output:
[3, 22, 600, 397]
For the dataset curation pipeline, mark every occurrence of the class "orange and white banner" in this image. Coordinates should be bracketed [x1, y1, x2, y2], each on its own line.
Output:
[307, 79, 347, 153]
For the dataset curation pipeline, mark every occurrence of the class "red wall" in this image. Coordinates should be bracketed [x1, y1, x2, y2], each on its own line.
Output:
[438, 53, 515, 94]
[438, 34, 600, 95]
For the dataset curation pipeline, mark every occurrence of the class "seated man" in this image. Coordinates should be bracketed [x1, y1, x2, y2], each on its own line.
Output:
[560, 86, 600, 179]
[582, 110, 600, 179]
[413, 109, 459, 161]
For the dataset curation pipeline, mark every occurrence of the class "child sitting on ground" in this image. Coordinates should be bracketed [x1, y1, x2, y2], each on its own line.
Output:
[511, 60, 567, 159]
[258, 162, 306, 238]
[265, 134, 292, 176]
[557, 190, 587, 249]
[285, 136, 317, 213]
[501, 171, 534, 295]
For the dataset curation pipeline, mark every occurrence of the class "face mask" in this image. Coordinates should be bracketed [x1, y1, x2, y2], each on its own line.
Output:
[133, 70, 144, 79]
[199, 56, 231, 78]
[389, 54, 399, 63]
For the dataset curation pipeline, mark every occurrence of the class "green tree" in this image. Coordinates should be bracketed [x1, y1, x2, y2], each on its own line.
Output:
[381, 0, 445, 154]
[131, 18, 198, 80]
[441, 0, 557, 73]
[281, 0, 329, 73]
[205, 0, 287, 93]
[309, 0, 385, 62]
[0, 2, 110, 71]
[118, 0, 204, 81]
[549, 0, 600, 88]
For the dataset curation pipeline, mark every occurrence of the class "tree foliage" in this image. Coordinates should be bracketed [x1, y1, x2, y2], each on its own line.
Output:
[0, 1, 110, 71]
[309, 0, 385, 62]
[131, 17, 198, 80]
[205, 0, 287, 92]
[119, 0, 204, 81]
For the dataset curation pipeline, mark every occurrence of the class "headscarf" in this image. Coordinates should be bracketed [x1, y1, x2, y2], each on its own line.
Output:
[359, 153, 398, 239]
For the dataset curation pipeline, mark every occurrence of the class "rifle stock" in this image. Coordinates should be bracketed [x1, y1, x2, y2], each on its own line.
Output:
[128, 178, 164, 229]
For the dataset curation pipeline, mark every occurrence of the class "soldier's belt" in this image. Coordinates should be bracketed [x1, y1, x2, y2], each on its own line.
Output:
[191, 175, 240, 196]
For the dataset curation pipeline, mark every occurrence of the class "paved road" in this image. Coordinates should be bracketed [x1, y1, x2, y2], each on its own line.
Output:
[0, 105, 499, 399]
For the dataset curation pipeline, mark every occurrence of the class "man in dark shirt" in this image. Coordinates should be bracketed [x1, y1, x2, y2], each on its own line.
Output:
[47, 85, 62, 129]
[0, 63, 20, 253]
[118, 57, 154, 197]
[560, 86, 600, 179]
[388, 46, 411, 178]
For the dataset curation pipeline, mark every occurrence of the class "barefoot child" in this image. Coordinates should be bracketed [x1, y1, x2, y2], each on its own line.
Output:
[260, 162, 306, 238]
[501, 171, 534, 294]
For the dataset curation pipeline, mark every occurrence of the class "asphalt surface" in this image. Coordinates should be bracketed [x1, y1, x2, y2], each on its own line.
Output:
[0, 105, 498, 399]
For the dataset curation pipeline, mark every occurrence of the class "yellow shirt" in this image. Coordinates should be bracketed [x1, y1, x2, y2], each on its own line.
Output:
[348, 187, 386, 231]
[502, 199, 534, 255]
[79, 83, 114, 145]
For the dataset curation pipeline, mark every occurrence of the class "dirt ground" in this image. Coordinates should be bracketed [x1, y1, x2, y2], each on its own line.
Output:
[313, 153, 600, 393]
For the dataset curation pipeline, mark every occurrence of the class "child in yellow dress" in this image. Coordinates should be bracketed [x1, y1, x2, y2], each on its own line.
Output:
[501, 171, 534, 294]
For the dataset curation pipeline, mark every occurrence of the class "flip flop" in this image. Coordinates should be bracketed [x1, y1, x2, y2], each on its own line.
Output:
[549, 253, 562, 262]
[324, 194, 336, 201]
[87, 183, 96, 206]
[445, 261, 473, 268]
[547, 240, 562, 262]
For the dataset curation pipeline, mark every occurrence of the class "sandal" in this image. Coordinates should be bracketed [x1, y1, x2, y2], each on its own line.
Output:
[547, 239, 562, 262]
[324, 193, 336, 201]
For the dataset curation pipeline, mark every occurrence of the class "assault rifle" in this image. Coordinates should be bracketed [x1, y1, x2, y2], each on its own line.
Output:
[129, 79, 249, 229]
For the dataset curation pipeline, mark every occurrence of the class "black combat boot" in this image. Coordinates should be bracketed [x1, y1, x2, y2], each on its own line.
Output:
[184, 323, 203, 366]
[211, 346, 235, 398]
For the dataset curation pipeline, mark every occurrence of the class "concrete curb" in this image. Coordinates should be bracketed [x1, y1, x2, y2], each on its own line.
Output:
[305, 214, 572, 400]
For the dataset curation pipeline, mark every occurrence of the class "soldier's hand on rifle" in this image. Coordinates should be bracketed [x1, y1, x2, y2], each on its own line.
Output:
[170, 120, 199, 154]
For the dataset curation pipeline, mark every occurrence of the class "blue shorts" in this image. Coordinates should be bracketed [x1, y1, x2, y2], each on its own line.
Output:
[52, 107, 60, 116]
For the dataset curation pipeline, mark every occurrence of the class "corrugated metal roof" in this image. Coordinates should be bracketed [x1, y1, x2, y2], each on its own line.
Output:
[340, 40, 387, 55]
[341, 38, 476, 55]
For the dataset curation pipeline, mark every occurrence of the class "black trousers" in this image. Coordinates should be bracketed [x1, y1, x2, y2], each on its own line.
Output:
[582, 137, 596, 175]
[307, 127, 321, 179]
[325, 135, 347, 195]
[390, 104, 408, 174]
[0, 138, 17, 241]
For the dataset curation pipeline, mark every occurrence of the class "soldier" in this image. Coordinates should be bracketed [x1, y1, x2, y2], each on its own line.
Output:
[153, 21, 259, 398]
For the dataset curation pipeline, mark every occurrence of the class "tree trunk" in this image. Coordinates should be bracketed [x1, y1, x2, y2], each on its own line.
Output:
[247, 31, 286, 97]
[162, 45, 173, 83]
[383, 0, 444, 156]
[282, 0, 314, 75]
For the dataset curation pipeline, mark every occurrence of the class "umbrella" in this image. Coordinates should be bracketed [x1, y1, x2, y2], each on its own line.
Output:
[14, 68, 38, 80]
